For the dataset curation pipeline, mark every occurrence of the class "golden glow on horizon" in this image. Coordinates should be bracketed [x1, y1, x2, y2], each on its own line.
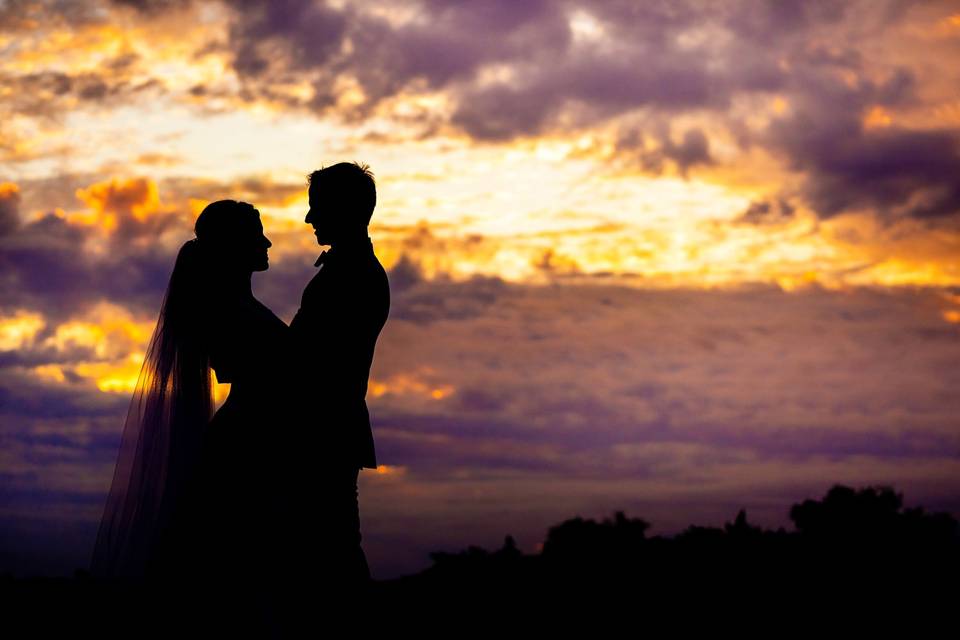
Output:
[47, 303, 153, 358]
[0, 181, 19, 200]
[373, 464, 407, 475]
[75, 354, 144, 393]
[846, 259, 960, 288]
[864, 106, 893, 129]
[0, 311, 46, 351]
[9, 158, 957, 295]
[368, 374, 455, 401]
[31, 352, 144, 393]
[30, 348, 236, 401]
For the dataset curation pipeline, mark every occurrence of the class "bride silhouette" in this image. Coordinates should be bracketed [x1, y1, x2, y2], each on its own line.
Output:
[90, 200, 289, 632]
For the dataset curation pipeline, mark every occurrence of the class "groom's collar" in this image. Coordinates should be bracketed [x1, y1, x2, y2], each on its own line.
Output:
[315, 236, 373, 267]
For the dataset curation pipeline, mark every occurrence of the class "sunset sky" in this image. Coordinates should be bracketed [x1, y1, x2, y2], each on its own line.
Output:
[2, 0, 959, 579]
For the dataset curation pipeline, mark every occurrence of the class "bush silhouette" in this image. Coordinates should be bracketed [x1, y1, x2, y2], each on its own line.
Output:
[416, 483, 959, 596]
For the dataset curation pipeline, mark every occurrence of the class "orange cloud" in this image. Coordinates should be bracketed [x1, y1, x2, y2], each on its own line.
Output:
[42, 302, 153, 360]
[369, 372, 455, 401]
[0, 181, 19, 200]
[373, 464, 408, 476]
[75, 177, 161, 225]
[0, 310, 45, 351]
[0, 181, 21, 233]
[67, 177, 186, 249]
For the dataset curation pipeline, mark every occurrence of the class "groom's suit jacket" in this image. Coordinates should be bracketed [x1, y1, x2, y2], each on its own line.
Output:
[289, 236, 390, 470]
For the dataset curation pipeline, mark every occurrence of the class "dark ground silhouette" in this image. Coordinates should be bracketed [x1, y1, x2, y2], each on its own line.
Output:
[5, 483, 957, 634]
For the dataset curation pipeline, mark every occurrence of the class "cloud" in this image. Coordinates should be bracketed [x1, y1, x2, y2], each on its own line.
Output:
[0, 183, 21, 236]
[0, 1, 105, 32]
[734, 198, 797, 226]
[199, 0, 960, 223]
[0, 67, 164, 122]
[0, 173, 324, 327]
[368, 280, 960, 479]
[5, 0, 959, 227]
[76, 177, 163, 223]
[614, 124, 714, 177]
[162, 175, 307, 208]
[4, 262, 960, 576]
[386, 271, 508, 325]
[758, 58, 960, 221]
[110, 0, 193, 12]
[0, 177, 189, 321]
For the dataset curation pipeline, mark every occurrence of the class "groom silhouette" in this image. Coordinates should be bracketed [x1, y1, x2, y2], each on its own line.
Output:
[287, 162, 390, 592]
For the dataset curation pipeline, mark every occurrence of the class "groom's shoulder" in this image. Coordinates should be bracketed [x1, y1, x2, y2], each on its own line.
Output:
[315, 249, 388, 292]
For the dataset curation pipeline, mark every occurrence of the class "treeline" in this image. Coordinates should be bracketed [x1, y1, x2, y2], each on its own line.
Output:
[4, 483, 958, 632]
[385, 484, 959, 607]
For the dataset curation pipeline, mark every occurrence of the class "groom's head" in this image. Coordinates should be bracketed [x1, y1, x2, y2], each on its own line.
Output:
[305, 162, 376, 245]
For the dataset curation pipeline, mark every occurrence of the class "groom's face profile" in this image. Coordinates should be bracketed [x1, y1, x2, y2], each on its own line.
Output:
[305, 185, 339, 246]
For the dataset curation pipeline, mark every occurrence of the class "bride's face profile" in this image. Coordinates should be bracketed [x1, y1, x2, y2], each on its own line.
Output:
[195, 201, 272, 274]
[243, 211, 272, 273]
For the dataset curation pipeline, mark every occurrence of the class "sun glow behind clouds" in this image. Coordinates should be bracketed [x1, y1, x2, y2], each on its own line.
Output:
[4, 0, 958, 289]
[2, 0, 958, 428]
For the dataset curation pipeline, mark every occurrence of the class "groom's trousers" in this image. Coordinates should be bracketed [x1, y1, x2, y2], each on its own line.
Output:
[268, 463, 370, 634]
[278, 461, 371, 584]
[313, 463, 371, 586]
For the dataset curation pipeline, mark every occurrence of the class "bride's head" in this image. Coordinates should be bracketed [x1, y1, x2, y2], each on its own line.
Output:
[164, 200, 270, 344]
[194, 200, 272, 274]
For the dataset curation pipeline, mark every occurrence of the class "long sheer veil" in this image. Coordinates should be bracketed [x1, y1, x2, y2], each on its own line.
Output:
[90, 238, 213, 580]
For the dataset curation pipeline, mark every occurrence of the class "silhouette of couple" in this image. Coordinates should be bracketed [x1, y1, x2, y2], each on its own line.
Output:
[90, 162, 390, 633]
